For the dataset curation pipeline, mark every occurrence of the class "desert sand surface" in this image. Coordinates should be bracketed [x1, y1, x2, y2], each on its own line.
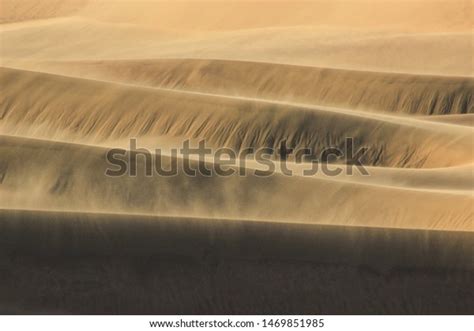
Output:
[0, 0, 473, 314]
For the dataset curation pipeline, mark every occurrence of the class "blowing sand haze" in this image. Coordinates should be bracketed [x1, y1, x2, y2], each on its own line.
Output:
[0, 0, 473, 314]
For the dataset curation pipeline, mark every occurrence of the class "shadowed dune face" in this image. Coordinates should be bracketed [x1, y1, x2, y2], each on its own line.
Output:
[0, 0, 473, 314]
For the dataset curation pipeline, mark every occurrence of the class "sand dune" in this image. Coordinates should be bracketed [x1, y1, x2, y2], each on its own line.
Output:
[1, 135, 472, 231]
[78, 0, 474, 33]
[1, 0, 473, 314]
[1, 67, 472, 168]
[424, 114, 474, 126]
[28, 59, 474, 115]
[0, 17, 176, 59]
[2, 19, 472, 76]
[2, 209, 473, 314]
[4, 0, 471, 32]
[0, 0, 88, 24]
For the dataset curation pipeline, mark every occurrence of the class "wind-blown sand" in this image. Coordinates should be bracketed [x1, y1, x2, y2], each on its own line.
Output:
[13, 59, 474, 114]
[0, 0, 473, 314]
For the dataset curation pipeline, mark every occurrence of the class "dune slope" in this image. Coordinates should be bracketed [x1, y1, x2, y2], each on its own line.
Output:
[1, 135, 472, 231]
[31, 59, 474, 115]
[1, 67, 472, 169]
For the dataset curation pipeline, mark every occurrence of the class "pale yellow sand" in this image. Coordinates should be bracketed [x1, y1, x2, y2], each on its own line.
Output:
[1, 1, 473, 75]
